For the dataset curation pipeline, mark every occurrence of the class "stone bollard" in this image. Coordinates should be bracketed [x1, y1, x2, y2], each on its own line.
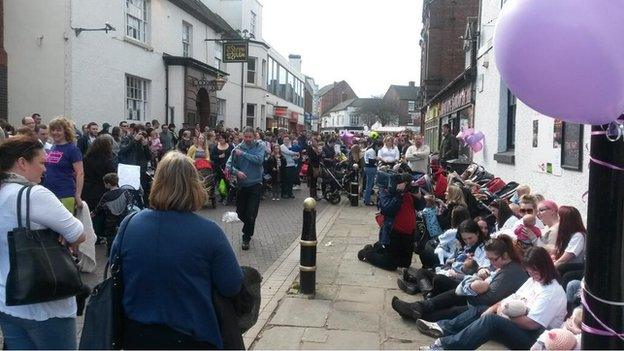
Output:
[299, 197, 317, 296]
[349, 163, 359, 206]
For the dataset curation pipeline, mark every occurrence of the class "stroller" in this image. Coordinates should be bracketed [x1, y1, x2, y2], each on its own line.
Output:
[320, 160, 355, 204]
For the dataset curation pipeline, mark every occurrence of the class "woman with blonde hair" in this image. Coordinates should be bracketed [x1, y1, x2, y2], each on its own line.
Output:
[437, 185, 467, 230]
[44, 116, 84, 212]
[109, 151, 242, 349]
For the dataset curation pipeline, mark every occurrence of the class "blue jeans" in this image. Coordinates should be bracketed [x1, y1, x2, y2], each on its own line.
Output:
[566, 280, 581, 304]
[363, 167, 377, 204]
[437, 305, 487, 335]
[0, 312, 77, 349]
[439, 314, 542, 350]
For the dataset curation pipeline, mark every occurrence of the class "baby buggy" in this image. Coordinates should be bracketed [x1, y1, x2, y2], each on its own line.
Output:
[320, 160, 356, 204]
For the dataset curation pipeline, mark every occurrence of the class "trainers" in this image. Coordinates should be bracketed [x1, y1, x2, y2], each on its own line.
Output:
[419, 340, 444, 351]
[397, 277, 420, 295]
[416, 319, 444, 338]
[391, 296, 422, 321]
[242, 240, 250, 250]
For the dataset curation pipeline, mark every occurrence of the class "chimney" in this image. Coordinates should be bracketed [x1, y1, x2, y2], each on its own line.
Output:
[288, 54, 302, 72]
[409, 81, 415, 87]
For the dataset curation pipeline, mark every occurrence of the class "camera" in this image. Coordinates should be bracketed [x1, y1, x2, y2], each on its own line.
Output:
[377, 169, 412, 193]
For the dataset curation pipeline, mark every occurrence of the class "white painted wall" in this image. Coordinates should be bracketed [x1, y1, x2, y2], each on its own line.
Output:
[5, 0, 71, 125]
[474, 0, 591, 217]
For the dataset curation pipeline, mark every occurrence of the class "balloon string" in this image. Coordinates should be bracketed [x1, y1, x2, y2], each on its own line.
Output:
[590, 156, 624, 171]
[580, 280, 624, 340]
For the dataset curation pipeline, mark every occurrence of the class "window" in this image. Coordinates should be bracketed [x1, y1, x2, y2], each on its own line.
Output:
[250, 11, 257, 37]
[247, 57, 256, 84]
[126, 75, 149, 121]
[126, 0, 149, 42]
[408, 100, 416, 112]
[561, 122, 584, 171]
[261, 59, 266, 87]
[182, 22, 192, 57]
[349, 114, 359, 126]
[214, 42, 223, 70]
[506, 89, 516, 150]
[216, 99, 226, 122]
[246, 103, 256, 127]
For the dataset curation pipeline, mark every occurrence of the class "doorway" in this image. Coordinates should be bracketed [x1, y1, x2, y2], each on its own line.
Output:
[196, 88, 213, 129]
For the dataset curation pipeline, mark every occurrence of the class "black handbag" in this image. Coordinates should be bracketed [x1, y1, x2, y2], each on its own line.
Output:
[79, 211, 138, 350]
[5, 186, 84, 306]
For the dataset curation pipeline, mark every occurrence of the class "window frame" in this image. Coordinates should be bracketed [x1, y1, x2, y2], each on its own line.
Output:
[247, 57, 257, 84]
[214, 42, 223, 70]
[126, 74, 149, 121]
[250, 11, 257, 37]
[506, 89, 516, 150]
[246, 103, 256, 127]
[126, 0, 149, 43]
[182, 22, 192, 57]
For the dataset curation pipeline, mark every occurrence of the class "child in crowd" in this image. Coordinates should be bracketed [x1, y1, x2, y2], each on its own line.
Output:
[510, 185, 531, 204]
[515, 214, 542, 246]
[92, 173, 133, 251]
[460, 257, 479, 275]
[267, 144, 282, 201]
[147, 128, 162, 163]
[420, 195, 443, 238]
[509, 203, 521, 218]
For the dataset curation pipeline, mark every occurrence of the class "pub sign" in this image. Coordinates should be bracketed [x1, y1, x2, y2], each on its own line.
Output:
[223, 42, 249, 63]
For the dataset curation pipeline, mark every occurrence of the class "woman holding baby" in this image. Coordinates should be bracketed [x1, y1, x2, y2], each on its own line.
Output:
[417, 246, 567, 350]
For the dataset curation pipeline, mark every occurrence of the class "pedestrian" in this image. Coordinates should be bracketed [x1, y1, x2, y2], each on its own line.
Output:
[279, 136, 299, 199]
[118, 125, 152, 204]
[439, 123, 459, 165]
[21, 116, 36, 131]
[226, 126, 267, 250]
[77, 122, 99, 154]
[363, 139, 378, 206]
[177, 130, 193, 154]
[0, 136, 86, 350]
[267, 144, 282, 201]
[110, 126, 121, 155]
[306, 138, 322, 200]
[31, 113, 42, 126]
[159, 124, 174, 153]
[147, 127, 162, 163]
[110, 151, 243, 349]
[44, 117, 85, 212]
[211, 132, 234, 205]
[405, 134, 430, 177]
[98, 122, 111, 136]
[377, 136, 400, 168]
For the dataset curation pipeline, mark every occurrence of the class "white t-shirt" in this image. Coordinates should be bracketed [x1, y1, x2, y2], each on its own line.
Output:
[564, 232, 586, 264]
[503, 277, 567, 329]
[0, 183, 84, 321]
[377, 146, 400, 164]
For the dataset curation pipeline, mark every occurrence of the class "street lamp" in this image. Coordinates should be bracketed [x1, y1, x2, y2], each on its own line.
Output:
[209, 75, 228, 92]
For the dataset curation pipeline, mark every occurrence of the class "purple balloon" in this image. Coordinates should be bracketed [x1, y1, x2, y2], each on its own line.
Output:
[471, 141, 483, 153]
[494, 0, 624, 124]
[466, 131, 485, 145]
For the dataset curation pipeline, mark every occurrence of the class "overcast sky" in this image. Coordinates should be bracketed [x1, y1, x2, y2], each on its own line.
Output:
[261, 0, 423, 98]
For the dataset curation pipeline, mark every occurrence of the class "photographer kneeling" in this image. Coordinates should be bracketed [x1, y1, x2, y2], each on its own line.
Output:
[358, 171, 417, 271]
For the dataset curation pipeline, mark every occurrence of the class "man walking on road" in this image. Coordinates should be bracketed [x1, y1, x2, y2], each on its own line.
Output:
[438, 123, 458, 165]
[227, 126, 267, 250]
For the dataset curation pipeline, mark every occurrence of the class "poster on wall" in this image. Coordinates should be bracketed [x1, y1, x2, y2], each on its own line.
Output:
[561, 123, 584, 171]
[553, 119, 563, 148]
[532, 120, 539, 148]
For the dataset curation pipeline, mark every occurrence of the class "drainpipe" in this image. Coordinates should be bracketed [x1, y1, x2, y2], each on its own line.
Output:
[165, 64, 169, 125]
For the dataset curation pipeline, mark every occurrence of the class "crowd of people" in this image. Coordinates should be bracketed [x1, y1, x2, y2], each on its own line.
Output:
[0, 113, 588, 350]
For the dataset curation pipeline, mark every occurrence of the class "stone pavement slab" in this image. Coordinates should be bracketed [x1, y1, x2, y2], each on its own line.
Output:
[268, 298, 331, 327]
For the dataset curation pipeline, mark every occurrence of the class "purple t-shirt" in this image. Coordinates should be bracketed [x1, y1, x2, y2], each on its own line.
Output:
[44, 143, 82, 198]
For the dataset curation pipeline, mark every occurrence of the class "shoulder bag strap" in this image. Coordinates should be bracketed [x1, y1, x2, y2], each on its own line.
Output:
[24, 186, 33, 231]
[105, 210, 139, 279]
[15, 186, 29, 229]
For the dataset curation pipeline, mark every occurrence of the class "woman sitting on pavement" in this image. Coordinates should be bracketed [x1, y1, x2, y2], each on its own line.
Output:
[488, 199, 518, 233]
[110, 151, 243, 349]
[393, 235, 527, 324]
[417, 205, 471, 269]
[552, 206, 586, 288]
[535, 200, 559, 248]
[437, 185, 467, 231]
[398, 218, 489, 298]
[417, 246, 567, 351]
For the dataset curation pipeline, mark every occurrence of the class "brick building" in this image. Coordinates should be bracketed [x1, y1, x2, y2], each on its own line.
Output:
[317, 80, 358, 116]
[383, 82, 420, 127]
[419, 0, 479, 103]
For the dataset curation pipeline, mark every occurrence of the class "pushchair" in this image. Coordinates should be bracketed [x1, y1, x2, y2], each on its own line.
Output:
[320, 160, 355, 204]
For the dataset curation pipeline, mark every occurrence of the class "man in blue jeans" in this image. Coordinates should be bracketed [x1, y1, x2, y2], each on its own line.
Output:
[227, 127, 267, 250]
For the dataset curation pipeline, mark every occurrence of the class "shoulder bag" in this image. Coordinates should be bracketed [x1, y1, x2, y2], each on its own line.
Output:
[6, 186, 84, 306]
[79, 211, 138, 350]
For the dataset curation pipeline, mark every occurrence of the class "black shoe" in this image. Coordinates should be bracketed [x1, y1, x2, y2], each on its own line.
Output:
[416, 319, 444, 339]
[397, 278, 420, 295]
[288, 194, 295, 198]
[242, 240, 250, 250]
[417, 278, 434, 294]
[391, 296, 422, 321]
[403, 267, 419, 283]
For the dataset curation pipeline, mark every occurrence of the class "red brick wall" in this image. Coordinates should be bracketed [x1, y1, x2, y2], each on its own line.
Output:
[420, 0, 478, 101]
[319, 81, 357, 115]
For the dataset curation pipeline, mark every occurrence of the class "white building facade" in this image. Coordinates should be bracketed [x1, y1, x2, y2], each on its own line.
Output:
[320, 98, 365, 132]
[473, 0, 591, 215]
[5, 0, 305, 131]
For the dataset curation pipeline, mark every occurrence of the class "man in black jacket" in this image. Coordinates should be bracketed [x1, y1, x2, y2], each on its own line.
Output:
[118, 125, 152, 204]
[439, 124, 459, 165]
[77, 122, 99, 154]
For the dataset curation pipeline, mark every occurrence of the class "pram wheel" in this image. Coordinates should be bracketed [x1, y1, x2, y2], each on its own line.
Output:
[325, 191, 341, 204]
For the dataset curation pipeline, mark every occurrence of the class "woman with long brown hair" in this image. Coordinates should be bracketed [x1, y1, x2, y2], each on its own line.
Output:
[82, 136, 117, 210]
[553, 206, 586, 287]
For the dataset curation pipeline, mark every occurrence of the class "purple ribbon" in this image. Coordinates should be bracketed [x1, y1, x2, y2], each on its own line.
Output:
[590, 156, 624, 171]
[581, 287, 624, 339]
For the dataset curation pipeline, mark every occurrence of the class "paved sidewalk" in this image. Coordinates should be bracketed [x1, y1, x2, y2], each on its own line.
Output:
[246, 203, 436, 350]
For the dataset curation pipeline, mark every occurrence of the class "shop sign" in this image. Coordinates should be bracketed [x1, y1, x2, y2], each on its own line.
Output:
[425, 103, 440, 122]
[440, 83, 473, 116]
[274, 106, 288, 117]
[223, 42, 249, 63]
[290, 111, 299, 123]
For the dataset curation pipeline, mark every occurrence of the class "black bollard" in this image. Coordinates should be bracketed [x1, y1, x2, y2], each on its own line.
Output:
[299, 197, 317, 296]
[349, 164, 359, 206]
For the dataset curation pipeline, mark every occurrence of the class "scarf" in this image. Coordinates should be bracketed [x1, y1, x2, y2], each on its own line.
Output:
[1, 172, 36, 187]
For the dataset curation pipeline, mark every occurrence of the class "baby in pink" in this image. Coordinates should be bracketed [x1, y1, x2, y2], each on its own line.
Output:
[515, 214, 542, 244]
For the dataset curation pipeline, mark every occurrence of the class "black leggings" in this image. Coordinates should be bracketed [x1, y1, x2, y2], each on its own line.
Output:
[123, 317, 216, 350]
[421, 289, 470, 322]
[413, 269, 461, 297]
